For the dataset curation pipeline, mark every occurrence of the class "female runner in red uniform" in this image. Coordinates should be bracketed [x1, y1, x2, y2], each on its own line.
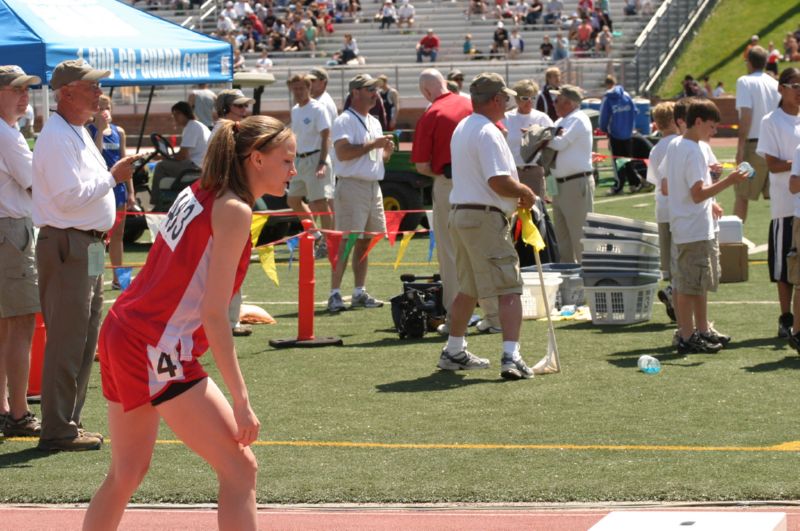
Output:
[83, 116, 296, 531]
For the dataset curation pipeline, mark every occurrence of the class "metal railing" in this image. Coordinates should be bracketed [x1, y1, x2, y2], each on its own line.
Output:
[630, 0, 719, 96]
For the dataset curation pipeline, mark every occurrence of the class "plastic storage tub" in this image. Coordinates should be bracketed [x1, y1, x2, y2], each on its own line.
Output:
[531, 263, 585, 307]
[581, 238, 660, 257]
[584, 213, 658, 234]
[582, 226, 660, 246]
[584, 283, 658, 325]
[582, 270, 662, 287]
[520, 274, 562, 319]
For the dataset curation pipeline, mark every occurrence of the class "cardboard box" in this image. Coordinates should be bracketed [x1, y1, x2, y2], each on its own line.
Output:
[720, 243, 748, 283]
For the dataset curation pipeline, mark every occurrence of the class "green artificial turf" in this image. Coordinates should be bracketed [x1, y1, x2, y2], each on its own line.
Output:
[2, 145, 796, 504]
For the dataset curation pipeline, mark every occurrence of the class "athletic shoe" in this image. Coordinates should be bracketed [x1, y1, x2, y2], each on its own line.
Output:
[111, 279, 122, 290]
[790, 331, 800, 354]
[638, 182, 655, 193]
[778, 313, 793, 339]
[351, 291, 384, 309]
[232, 324, 253, 337]
[436, 323, 449, 336]
[500, 353, 534, 380]
[606, 188, 623, 196]
[699, 325, 730, 347]
[437, 348, 490, 371]
[327, 292, 346, 313]
[2, 411, 41, 437]
[37, 433, 103, 452]
[657, 286, 676, 322]
[78, 427, 105, 442]
[676, 331, 722, 354]
[476, 319, 502, 334]
[628, 182, 643, 194]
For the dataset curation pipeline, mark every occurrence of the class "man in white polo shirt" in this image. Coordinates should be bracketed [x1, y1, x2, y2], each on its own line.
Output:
[444, 72, 536, 381]
[734, 45, 780, 223]
[32, 59, 136, 452]
[0, 65, 43, 438]
[548, 84, 594, 263]
[328, 74, 395, 312]
[287, 74, 334, 258]
[309, 68, 339, 127]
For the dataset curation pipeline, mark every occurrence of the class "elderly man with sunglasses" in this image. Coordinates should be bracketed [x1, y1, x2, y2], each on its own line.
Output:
[502, 79, 553, 199]
[32, 60, 136, 451]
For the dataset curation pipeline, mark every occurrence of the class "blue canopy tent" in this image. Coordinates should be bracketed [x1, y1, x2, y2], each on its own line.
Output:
[0, 0, 233, 147]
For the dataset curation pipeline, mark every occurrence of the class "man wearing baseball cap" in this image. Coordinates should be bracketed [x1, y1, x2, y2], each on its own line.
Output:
[327, 73, 394, 313]
[446, 69, 469, 99]
[0, 66, 43, 439]
[308, 68, 338, 126]
[33, 59, 137, 451]
[443, 72, 536, 380]
[547, 83, 594, 263]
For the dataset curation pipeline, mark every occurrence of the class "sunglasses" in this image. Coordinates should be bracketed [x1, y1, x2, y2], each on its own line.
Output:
[360, 86, 378, 92]
[782, 83, 800, 90]
[232, 103, 249, 108]
[517, 96, 532, 101]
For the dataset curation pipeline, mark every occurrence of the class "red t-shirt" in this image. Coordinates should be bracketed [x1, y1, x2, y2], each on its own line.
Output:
[411, 92, 473, 175]
[418, 35, 440, 50]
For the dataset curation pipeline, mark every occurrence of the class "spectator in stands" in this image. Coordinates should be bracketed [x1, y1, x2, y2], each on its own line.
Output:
[87, 96, 133, 291]
[701, 76, 713, 97]
[491, 21, 510, 58]
[767, 42, 781, 77]
[217, 13, 236, 34]
[553, 30, 569, 60]
[416, 29, 440, 63]
[492, 0, 512, 20]
[189, 84, 216, 130]
[256, 49, 273, 72]
[543, 0, 562, 25]
[233, 0, 254, 20]
[536, 66, 560, 121]
[594, 4, 612, 31]
[397, 0, 416, 29]
[540, 34, 554, 60]
[743, 35, 759, 61]
[238, 21, 262, 52]
[566, 12, 581, 42]
[467, 0, 487, 21]
[512, 1, 528, 27]
[508, 28, 524, 59]
[377, 75, 400, 130]
[222, 1, 237, 20]
[526, 0, 543, 25]
[595, 24, 612, 56]
[448, 69, 470, 98]
[263, 7, 277, 29]
[336, 33, 360, 64]
[641, 0, 653, 15]
[577, 0, 592, 18]
[600, 75, 639, 195]
[464, 34, 479, 58]
[575, 16, 593, 53]
[712, 81, 725, 98]
[681, 75, 702, 97]
[623, 0, 638, 15]
[233, 48, 246, 71]
[378, 0, 396, 30]
[0, 65, 43, 440]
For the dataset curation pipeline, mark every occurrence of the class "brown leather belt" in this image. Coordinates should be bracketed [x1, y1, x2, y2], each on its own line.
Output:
[44, 226, 106, 240]
[555, 171, 592, 183]
[296, 149, 321, 158]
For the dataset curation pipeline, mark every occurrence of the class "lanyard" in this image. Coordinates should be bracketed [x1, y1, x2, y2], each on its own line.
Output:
[347, 108, 370, 133]
[55, 112, 109, 169]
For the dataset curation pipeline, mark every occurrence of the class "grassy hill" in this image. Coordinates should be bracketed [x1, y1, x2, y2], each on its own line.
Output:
[657, 0, 800, 98]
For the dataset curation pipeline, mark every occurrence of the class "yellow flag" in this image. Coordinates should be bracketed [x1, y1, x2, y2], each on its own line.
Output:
[250, 214, 269, 247]
[258, 246, 279, 286]
[517, 208, 545, 252]
[393, 232, 414, 270]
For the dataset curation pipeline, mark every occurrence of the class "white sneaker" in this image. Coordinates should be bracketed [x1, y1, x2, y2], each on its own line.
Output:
[476, 319, 502, 334]
[437, 349, 490, 371]
[351, 291, 384, 308]
[327, 292, 346, 313]
[500, 353, 534, 380]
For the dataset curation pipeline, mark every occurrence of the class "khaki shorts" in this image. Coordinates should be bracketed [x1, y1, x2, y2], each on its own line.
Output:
[333, 178, 387, 236]
[788, 217, 800, 285]
[0, 217, 40, 318]
[673, 238, 719, 296]
[448, 208, 522, 299]
[658, 222, 672, 280]
[735, 141, 770, 200]
[517, 165, 545, 198]
[287, 152, 334, 202]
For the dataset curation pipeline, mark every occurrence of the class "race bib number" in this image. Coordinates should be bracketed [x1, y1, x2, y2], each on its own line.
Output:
[147, 345, 185, 383]
[160, 187, 203, 251]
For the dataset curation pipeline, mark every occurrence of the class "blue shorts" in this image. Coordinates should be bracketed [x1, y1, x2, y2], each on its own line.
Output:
[113, 183, 127, 208]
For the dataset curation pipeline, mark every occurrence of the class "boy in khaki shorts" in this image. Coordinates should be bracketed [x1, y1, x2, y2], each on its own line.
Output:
[663, 99, 748, 354]
[787, 145, 800, 351]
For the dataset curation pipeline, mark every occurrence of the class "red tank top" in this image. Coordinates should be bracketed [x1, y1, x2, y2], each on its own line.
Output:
[109, 183, 252, 361]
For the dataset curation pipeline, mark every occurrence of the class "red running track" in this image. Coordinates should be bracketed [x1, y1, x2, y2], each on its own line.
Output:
[3, 504, 800, 530]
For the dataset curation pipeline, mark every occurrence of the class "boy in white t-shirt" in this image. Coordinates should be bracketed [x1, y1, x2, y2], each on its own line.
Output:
[663, 99, 748, 354]
[646, 101, 679, 322]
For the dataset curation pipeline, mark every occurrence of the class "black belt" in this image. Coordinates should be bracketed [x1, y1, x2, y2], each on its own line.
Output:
[296, 149, 321, 159]
[452, 204, 507, 216]
[555, 171, 592, 183]
[746, 138, 759, 143]
[44, 226, 107, 240]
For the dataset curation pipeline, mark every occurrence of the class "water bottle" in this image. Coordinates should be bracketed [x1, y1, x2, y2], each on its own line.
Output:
[560, 305, 576, 316]
[637, 355, 661, 374]
[737, 161, 755, 180]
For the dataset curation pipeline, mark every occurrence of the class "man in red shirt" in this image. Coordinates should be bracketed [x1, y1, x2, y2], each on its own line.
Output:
[416, 29, 440, 63]
[411, 68, 501, 335]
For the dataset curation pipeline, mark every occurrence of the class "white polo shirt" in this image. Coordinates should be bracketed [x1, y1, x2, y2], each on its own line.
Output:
[317, 91, 339, 129]
[757, 108, 800, 219]
[645, 133, 677, 223]
[450, 113, 519, 215]
[181, 119, 211, 167]
[502, 108, 554, 167]
[291, 99, 332, 153]
[549, 108, 593, 178]
[662, 137, 714, 245]
[735, 71, 780, 139]
[0, 120, 34, 219]
[331, 108, 386, 181]
[32, 113, 116, 231]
